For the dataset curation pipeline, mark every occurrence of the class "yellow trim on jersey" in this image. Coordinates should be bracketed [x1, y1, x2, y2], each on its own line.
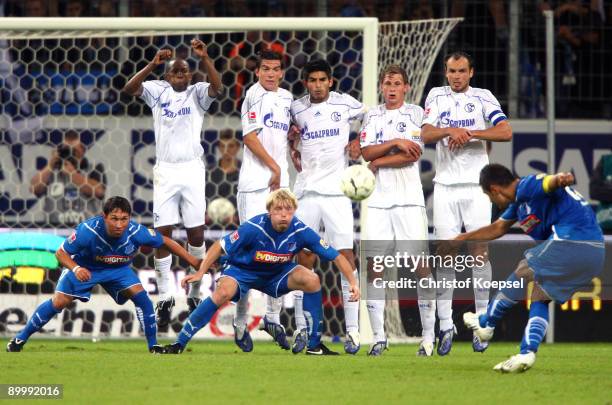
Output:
[542, 175, 554, 193]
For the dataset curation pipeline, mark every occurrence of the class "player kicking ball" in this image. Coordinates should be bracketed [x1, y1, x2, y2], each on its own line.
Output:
[6, 197, 202, 354]
[163, 189, 360, 355]
[458, 164, 605, 372]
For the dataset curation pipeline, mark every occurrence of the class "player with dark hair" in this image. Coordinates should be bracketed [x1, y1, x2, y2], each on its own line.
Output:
[288, 58, 363, 354]
[233, 49, 294, 352]
[6, 197, 202, 353]
[163, 189, 360, 356]
[122, 39, 223, 325]
[421, 51, 513, 355]
[460, 164, 604, 372]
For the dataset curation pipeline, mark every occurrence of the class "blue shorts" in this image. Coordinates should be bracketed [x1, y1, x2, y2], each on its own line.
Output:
[525, 239, 605, 303]
[56, 266, 142, 305]
[219, 263, 298, 302]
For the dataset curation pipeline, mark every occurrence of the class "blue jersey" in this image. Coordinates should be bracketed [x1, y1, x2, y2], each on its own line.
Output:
[62, 216, 164, 271]
[220, 213, 339, 272]
[501, 174, 603, 241]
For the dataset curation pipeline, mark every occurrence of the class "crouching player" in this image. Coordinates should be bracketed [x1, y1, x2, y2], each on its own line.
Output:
[164, 189, 360, 355]
[459, 164, 604, 372]
[6, 196, 202, 353]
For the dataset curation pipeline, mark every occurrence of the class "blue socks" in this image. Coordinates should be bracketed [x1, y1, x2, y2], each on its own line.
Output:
[131, 290, 158, 349]
[520, 301, 549, 354]
[479, 272, 524, 328]
[303, 289, 323, 349]
[177, 297, 219, 348]
[16, 299, 61, 342]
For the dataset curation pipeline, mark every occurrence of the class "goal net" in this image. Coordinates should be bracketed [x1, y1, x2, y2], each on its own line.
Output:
[0, 17, 460, 342]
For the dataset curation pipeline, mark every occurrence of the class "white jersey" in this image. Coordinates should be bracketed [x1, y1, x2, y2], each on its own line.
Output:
[422, 86, 507, 185]
[360, 102, 425, 209]
[238, 82, 293, 192]
[291, 91, 363, 198]
[140, 80, 214, 164]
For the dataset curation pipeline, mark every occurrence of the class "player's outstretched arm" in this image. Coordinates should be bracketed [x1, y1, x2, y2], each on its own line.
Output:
[181, 240, 224, 288]
[243, 131, 282, 190]
[470, 120, 512, 142]
[333, 255, 360, 301]
[56, 247, 91, 282]
[456, 218, 516, 242]
[121, 49, 172, 96]
[543, 172, 575, 193]
[191, 38, 223, 97]
[162, 236, 202, 269]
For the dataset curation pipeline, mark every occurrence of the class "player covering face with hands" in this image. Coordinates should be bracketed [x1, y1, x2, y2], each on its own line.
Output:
[164, 189, 360, 356]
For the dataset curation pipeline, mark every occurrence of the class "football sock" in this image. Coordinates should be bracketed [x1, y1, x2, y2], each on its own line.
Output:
[177, 297, 219, 348]
[234, 290, 250, 335]
[341, 269, 359, 334]
[436, 267, 455, 331]
[154, 255, 172, 301]
[303, 289, 323, 349]
[17, 299, 61, 342]
[265, 295, 282, 325]
[132, 290, 158, 349]
[520, 301, 549, 354]
[479, 271, 524, 328]
[473, 261, 492, 314]
[187, 243, 206, 299]
[417, 274, 436, 344]
[366, 299, 386, 342]
[293, 290, 306, 331]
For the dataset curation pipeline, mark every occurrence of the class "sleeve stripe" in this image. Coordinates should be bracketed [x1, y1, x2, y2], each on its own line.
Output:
[219, 238, 227, 254]
[542, 175, 554, 193]
[488, 109, 502, 120]
[491, 115, 507, 125]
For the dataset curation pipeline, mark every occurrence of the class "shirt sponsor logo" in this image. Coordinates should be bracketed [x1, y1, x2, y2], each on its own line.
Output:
[230, 231, 239, 243]
[95, 255, 131, 264]
[301, 127, 341, 140]
[263, 112, 289, 131]
[254, 251, 293, 263]
[519, 214, 541, 234]
[331, 112, 341, 122]
[440, 111, 475, 128]
[162, 106, 191, 119]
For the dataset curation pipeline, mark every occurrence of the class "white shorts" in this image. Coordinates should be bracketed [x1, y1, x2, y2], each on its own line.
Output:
[364, 205, 428, 257]
[153, 159, 206, 228]
[237, 189, 269, 224]
[433, 183, 492, 239]
[296, 193, 354, 250]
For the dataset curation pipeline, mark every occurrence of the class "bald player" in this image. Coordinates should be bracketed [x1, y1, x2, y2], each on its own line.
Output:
[122, 38, 223, 325]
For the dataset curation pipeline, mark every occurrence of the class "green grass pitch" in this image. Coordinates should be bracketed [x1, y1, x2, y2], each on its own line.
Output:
[3, 340, 612, 404]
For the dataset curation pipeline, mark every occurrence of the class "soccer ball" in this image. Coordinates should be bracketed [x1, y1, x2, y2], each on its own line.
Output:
[340, 164, 375, 201]
[207, 197, 236, 224]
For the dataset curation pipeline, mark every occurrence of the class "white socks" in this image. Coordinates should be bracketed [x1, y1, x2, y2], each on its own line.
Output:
[473, 261, 492, 313]
[436, 267, 455, 331]
[154, 255, 172, 301]
[293, 290, 306, 331]
[187, 243, 206, 299]
[234, 290, 250, 330]
[366, 299, 386, 342]
[341, 269, 359, 334]
[265, 296, 282, 324]
[417, 274, 436, 344]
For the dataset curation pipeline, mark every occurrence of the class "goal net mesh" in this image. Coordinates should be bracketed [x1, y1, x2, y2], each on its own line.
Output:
[0, 18, 460, 342]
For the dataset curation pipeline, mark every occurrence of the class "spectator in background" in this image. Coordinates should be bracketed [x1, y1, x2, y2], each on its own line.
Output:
[30, 130, 106, 226]
[590, 153, 612, 232]
[206, 129, 241, 226]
